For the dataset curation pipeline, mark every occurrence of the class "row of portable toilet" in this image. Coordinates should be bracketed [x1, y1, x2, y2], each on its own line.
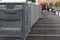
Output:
[51, 8, 60, 16]
[55, 10, 60, 16]
[49, 8, 60, 16]
[0, 2, 41, 40]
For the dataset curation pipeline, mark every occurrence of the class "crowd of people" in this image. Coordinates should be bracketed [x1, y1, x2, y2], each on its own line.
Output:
[41, 3, 51, 12]
[40, 3, 52, 19]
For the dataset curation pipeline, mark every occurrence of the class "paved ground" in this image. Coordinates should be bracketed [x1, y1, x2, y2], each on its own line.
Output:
[0, 10, 60, 40]
[27, 11, 60, 40]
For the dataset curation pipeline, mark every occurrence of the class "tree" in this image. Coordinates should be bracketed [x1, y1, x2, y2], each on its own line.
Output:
[49, 2, 53, 6]
[55, 2, 60, 7]
[30, 0, 36, 3]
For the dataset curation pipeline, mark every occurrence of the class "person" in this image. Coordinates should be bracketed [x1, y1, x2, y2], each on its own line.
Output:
[49, 8, 51, 12]
[41, 3, 45, 11]
[44, 3, 47, 10]
[47, 6, 49, 11]
[44, 3, 48, 11]
[41, 3, 46, 19]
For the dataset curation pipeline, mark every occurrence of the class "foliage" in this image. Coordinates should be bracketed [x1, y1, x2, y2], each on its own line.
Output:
[49, 2, 53, 6]
[55, 2, 60, 7]
[31, 0, 36, 3]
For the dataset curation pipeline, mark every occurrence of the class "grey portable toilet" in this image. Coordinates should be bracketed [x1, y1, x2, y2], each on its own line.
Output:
[0, 0, 40, 40]
[56, 9, 59, 16]
[0, 0, 31, 40]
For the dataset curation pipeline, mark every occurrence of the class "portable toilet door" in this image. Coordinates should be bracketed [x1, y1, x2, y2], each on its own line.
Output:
[0, 3, 23, 40]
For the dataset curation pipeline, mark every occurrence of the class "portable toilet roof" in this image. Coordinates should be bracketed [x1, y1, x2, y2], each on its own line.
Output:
[0, 0, 26, 3]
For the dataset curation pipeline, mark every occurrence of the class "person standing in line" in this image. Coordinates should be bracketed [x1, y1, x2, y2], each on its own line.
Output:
[41, 3, 46, 19]
[41, 3, 45, 11]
